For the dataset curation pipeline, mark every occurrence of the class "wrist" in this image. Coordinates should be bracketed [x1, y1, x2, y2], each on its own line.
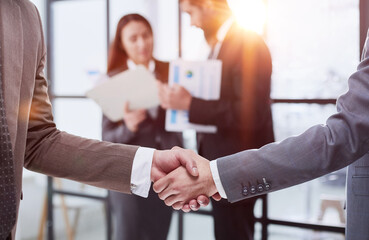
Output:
[151, 150, 158, 181]
[185, 95, 192, 110]
[205, 162, 218, 196]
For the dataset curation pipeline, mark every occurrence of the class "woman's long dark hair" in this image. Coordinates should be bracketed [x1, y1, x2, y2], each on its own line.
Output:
[107, 14, 153, 74]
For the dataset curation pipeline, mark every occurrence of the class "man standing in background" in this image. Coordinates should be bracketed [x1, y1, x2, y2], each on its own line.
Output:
[154, 28, 369, 240]
[158, 0, 274, 239]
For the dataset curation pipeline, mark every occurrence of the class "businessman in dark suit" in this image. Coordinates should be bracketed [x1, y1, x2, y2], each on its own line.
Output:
[0, 1, 200, 239]
[155, 28, 369, 240]
[158, 0, 274, 239]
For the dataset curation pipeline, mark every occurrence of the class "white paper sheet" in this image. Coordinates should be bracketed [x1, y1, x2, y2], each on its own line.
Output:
[165, 60, 222, 133]
[86, 66, 159, 122]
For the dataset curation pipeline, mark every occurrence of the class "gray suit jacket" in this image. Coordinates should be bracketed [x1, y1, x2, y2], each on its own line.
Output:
[0, 0, 138, 237]
[217, 30, 369, 239]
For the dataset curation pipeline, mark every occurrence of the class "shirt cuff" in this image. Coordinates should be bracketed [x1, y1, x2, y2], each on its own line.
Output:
[130, 147, 155, 198]
[210, 160, 227, 199]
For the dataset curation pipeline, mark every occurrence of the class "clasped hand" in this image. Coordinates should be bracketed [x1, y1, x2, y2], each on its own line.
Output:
[151, 147, 221, 212]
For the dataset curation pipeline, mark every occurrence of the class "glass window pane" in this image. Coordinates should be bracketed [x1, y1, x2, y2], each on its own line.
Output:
[181, 13, 210, 60]
[110, 0, 179, 61]
[272, 103, 337, 141]
[267, 0, 360, 99]
[269, 104, 346, 227]
[183, 213, 214, 240]
[267, 225, 344, 240]
[53, 0, 107, 96]
[52, 199, 107, 239]
[53, 98, 102, 140]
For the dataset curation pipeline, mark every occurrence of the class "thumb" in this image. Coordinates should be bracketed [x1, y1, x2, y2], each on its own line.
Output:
[124, 102, 130, 114]
[174, 148, 199, 177]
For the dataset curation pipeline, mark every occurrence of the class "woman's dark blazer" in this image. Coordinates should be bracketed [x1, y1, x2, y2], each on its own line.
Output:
[102, 60, 183, 150]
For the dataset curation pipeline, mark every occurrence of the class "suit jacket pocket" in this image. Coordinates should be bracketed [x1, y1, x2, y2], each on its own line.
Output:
[352, 166, 369, 196]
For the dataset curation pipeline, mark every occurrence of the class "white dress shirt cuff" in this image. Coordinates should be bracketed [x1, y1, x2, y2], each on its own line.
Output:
[130, 147, 155, 198]
[210, 160, 227, 199]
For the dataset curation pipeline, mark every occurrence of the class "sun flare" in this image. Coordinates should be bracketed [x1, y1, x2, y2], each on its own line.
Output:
[228, 0, 267, 35]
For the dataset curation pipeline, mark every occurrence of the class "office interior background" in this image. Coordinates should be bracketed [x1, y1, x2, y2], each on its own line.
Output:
[18, 0, 368, 239]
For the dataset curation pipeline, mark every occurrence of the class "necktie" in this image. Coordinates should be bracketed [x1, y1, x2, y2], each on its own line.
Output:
[0, 40, 17, 240]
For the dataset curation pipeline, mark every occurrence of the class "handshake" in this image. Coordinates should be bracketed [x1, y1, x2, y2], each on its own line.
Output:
[151, 147, 221, 212]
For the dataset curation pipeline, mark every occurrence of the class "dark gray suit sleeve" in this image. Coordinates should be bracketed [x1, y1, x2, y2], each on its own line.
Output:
[217, 32, 369, 203]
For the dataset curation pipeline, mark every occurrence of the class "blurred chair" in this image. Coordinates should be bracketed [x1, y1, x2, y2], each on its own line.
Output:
[317, 194, 345, 224]
[38, 179, 106, 240]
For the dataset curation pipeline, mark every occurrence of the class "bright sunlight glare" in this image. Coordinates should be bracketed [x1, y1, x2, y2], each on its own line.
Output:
[227, 0, 267, 34]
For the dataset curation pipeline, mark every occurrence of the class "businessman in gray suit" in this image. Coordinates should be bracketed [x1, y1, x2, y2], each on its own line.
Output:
[154, 30, 369, 240]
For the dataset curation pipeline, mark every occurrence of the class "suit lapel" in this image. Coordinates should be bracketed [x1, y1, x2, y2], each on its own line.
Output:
[217, 23, 239, 61]
[0, 0, 23, 149]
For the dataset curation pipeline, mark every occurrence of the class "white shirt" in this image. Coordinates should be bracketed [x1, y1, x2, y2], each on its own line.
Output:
[127, 59, 156, 73]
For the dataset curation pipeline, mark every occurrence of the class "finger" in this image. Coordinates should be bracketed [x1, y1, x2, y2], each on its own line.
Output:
[211, 193, 222, 201]
[123, 102, 130, 114]
[156, 80, 163, 87]
[174, 149, 199, 177]
[136, 109, 146, 114]
[164, 195, 182, 206]
[189, 199, 200, 211]
[181, 204, 191, 212]
[136, 112, 147, 122]
[164, 85, 172, 95]
[197, 195, 210, 207]
[153, 177, 170, 193]
[172, 201, 185, 210]
[159, 188, 180, 201]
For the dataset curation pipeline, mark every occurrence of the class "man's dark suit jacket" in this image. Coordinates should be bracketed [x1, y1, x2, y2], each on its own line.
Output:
[189, 23, 274, 160]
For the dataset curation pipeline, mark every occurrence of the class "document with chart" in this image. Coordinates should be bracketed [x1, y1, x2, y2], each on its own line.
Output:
[165, 59, 222, 133]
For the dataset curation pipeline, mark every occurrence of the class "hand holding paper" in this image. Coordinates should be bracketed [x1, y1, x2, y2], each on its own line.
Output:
[86, 66, 159, 122]
[157, 82, 192, 111]
[164, 60, 222, 133]
[122, 102, 147, 132]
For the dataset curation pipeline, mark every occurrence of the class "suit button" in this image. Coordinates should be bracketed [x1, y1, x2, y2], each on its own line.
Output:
[265, 183, 271, 190]
[250, 186, 256, 194]
[257, 184, 264, 192]
[242, 187, 248, 196]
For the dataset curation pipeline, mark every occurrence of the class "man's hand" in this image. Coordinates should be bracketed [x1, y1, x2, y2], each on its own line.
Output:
[157, 82, 192, 110]
[153, 148, 218, 209]
[151, 147, 199, 182]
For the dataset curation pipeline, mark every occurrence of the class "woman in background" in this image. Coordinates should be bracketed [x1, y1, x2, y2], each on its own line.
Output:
[102, 14, 182, 240]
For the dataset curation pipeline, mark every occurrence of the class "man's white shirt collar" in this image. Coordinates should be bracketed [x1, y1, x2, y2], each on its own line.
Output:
[216, 16, 235, 43]
[209, 17, 235, 59]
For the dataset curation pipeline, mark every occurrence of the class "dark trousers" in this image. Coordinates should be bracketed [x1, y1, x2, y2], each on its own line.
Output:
[109, 188, 172, 240]
[212, 198, 257, 240]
